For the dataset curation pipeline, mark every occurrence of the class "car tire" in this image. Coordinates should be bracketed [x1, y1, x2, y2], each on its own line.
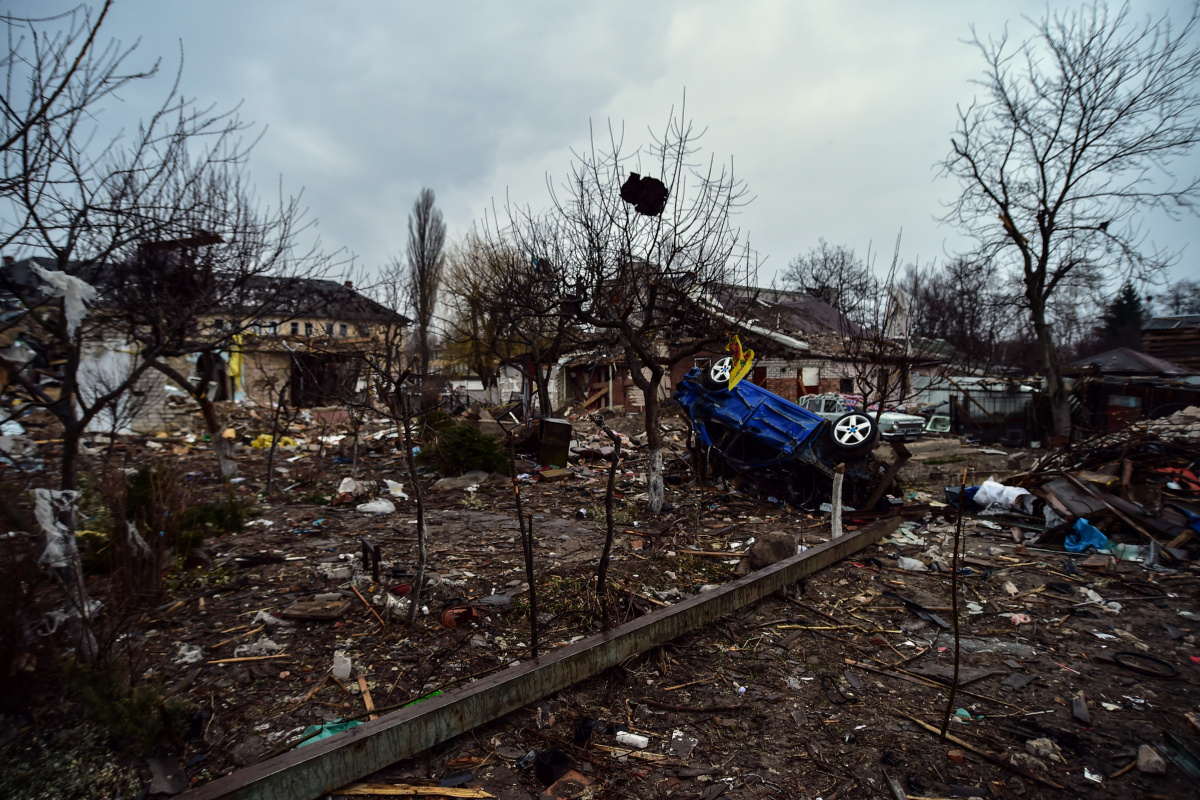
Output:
[701, 356, 734, 390]
[829, 412, 878, 453]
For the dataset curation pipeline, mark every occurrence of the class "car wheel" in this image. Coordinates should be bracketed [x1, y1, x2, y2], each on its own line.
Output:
[829, 412, 878, 452]
[701, 356, 734, 390]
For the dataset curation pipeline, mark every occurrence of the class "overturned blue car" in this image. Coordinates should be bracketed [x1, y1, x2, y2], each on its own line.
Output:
[673, 357, 884, 507]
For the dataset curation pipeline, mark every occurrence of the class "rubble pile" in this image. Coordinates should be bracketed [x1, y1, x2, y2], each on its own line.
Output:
[1146, 405, 1200, 438]
[1, 406, 1198, 800]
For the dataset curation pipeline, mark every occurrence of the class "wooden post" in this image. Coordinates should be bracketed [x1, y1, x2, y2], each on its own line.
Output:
[862, 442, 911, 511]
[831, 464, 845, 538]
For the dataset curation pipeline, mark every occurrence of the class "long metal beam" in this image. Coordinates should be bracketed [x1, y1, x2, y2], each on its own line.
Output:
[180, 517, 899, 800]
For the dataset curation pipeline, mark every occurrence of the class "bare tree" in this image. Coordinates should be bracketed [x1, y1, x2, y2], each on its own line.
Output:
[1152, 277, 1200, 315]
[137, 176, 341, 480]
[252, 345, 302, 497]
[0, 7, 348, 488]
[941, 1, 1200, 439]
[780, 239, 876, 327]
[1, 1, 137, 212]
[329, 267, 428, 624]
[467, 212, 582, 417]
[404, 187, 445, 387]
[905, 255, 1017, 372]
[828, 237, 931, 414]
[441, 234, 502, 404]
[0, 93, 251, 488]
[545, 102, 755, 512]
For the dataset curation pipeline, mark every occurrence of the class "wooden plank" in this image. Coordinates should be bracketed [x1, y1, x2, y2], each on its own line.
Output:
[1041, 478, 1106, 516]
[331, 785, 493, 797]
[580, 383, 610, 408]
[207, 654, 289, 664]
[358, 676, 377, 721]
[1060, 473, 1167, 546]
[280, 598, 352, 621]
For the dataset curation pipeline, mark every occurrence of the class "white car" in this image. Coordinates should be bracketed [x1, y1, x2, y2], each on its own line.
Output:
[797, 394, 926, 442]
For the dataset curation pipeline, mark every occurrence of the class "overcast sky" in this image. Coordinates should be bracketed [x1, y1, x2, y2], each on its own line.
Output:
[10, 1, 1200, 288]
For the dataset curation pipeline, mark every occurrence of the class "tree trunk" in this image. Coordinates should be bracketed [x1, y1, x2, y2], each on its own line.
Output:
[56, 336, 84, 492]
[644, 382, 664, 513]
[198, 397, 238, 480]
[60, 423, 82, 492]
[153, 361, 239, 479]
[265, 438, 279, 496]
[264, 390, 289, 496]
[533, 367, 552, 418]
[1030, 300, 1072, 440]
[36, 489, 97, 663]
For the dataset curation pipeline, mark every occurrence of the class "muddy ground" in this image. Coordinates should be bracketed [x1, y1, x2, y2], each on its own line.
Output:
[2, 408, 1198, 800]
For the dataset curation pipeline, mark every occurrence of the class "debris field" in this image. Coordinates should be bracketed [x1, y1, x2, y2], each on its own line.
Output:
[2, 404, 1200, 800]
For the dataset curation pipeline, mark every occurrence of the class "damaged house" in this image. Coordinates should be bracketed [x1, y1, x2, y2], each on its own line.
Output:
[1065, 346, 1200, 433]
[199, 276, 410, 412]
[1, 253, 408, 434]
[559, 285, 948, 416]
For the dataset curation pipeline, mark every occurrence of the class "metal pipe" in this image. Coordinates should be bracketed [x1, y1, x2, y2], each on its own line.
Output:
[179, 517, 899, 800]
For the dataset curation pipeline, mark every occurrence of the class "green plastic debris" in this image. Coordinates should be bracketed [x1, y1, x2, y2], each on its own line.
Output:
[403, 690, 443, 708]
[296, 718, 361, 747]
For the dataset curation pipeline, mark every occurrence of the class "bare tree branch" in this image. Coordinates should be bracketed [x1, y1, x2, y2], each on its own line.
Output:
[940, 1, 1200, 438]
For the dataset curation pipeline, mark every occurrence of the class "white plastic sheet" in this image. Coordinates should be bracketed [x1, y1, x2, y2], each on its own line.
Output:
[357, 498, 396, 514]
[35, 488, 78, 569]
[30, 264, 97, 338]
[125, 522, 151, 559]
[973, 478, 1034, 514]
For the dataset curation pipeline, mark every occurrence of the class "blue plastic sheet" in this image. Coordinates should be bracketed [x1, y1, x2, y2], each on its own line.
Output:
[1064, 518, 1109, 553]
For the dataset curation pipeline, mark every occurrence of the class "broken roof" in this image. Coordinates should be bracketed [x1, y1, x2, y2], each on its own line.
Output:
[1, 257, 408, 327]
[715, 284, 865, 338]
[1064, 346, 1191, 376]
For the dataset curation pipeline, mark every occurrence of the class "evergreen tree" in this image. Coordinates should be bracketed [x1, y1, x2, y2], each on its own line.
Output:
[1099, 281, 1145, 349]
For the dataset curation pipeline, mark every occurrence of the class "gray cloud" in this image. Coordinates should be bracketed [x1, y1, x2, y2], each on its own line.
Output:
[7, 0, 1197, 283]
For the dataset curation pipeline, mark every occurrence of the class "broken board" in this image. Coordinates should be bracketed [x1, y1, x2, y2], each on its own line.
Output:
[280, 598, 352, 620]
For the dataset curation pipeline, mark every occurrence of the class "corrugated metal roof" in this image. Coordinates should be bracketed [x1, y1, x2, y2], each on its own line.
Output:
[1143, 315, 1200, 330]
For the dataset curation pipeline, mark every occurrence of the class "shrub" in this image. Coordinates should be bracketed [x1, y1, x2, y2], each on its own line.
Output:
[175, 497, 250, 554]
[124, 464, 248, 555]
[419, 409, 458, 434]
[419, 422, 509, 475]
[63, 657, 194, 756]
[102, 462, 249, 601]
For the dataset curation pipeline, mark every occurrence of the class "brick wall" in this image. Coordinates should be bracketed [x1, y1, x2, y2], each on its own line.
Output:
[759, 378, 797, 400]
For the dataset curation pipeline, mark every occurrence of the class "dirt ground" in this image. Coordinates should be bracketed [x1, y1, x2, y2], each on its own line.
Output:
[2, 408, 1199, 800]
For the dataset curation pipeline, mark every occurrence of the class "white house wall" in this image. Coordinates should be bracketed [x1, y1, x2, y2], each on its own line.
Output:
[78, 338, 173, 434]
